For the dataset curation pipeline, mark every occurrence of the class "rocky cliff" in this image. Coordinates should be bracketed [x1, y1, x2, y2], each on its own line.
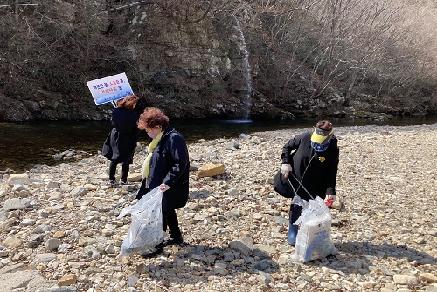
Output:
[1, 1, 436, 121]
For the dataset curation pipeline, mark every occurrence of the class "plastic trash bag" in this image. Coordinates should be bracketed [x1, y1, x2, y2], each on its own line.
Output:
[117, 187, 164, 256]
[294, 196, 337, 262]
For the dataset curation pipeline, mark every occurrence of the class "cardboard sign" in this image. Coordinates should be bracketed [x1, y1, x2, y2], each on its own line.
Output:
[87, 72, 134, 105]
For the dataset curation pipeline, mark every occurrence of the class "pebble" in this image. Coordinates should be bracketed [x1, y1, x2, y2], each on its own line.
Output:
[0, 124, 436, 291]
[46, 238, 61, 251]
[58, 274, 77, 286]
[421, 273, 437, 283]
[35, 253, 57, 263]
[393, 274, 418, 285]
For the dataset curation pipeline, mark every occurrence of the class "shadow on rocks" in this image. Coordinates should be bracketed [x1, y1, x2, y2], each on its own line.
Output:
[337, 241, 436, 264]
[305, 241, 436, 275]
[189, 190, 212, 200]
[141, 243, 279, 285]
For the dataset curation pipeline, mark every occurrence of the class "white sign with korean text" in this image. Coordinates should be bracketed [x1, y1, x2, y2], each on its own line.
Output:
[87, 72, 134, 105]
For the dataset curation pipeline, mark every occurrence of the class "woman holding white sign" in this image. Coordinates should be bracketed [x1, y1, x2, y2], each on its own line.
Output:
[102, 95, 140, 186]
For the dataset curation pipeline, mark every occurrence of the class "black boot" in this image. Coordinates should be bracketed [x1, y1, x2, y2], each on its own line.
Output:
[163, 209, 184, 246]
[164, 234, 184, 246]
[120, 162, 129, 184]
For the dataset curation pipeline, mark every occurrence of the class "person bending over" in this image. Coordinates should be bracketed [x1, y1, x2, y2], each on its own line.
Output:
[280, 120, 339, 245]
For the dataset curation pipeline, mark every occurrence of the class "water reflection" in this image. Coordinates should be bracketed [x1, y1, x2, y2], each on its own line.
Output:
[222, 119, 254, 124]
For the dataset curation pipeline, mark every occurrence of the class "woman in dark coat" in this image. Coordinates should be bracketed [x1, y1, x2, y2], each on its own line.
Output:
[280, 120, 339, 245]
[136, 107, 190, 257]
[102, 95, 139, 185]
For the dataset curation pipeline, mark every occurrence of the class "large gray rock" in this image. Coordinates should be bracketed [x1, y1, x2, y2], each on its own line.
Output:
[3, 198, 27, 211]
[393, 274, 417, 285]
[7, 173, 31, 185]
[258, 271, 273, 285]
[69, 187, 87, 197]
[0, 264, 54, 292]
[0, 185, 10, 197]
[254, 259, 278, 272]
[45, 238, 61, 251]
[21, 218, 36, 226]
[29, 234, 45, 248]
[3, 236, 22, 249]
[46, 181, 61, 189]
[226, 140, 240, 150]
[35, 253, 57, 263]
[37, 287, 77, 292]
[421, 273, 437, 283]
[229, 237, 254, 255]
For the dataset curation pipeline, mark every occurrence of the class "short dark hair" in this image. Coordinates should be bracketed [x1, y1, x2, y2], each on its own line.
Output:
[138, 107, 170, 129]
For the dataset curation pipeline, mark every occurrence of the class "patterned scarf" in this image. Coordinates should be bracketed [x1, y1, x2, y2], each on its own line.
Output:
[311, 140, 331, 152]
[141, 132, 163, 179]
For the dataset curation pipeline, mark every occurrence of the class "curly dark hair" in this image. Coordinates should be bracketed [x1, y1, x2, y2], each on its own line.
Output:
[116, 95, 138, 110]
[137, 107, 169, 129]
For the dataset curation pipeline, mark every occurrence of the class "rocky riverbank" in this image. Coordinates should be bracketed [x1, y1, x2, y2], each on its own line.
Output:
[0, 124, 436, 291]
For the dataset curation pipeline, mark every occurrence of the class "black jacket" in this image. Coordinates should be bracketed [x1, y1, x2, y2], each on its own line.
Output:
[138, 128, 190, 211]
[281, 131, 339, 201]
[102, 107, 139, 163]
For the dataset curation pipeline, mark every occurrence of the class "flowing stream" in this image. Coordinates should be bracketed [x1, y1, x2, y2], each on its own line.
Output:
[1, 116, 437, 172]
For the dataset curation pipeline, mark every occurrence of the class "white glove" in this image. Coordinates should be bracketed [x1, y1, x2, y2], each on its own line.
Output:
[280, 164, 292, 179]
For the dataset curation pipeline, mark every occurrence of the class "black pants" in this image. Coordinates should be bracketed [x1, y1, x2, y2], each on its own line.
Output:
[163, 208, 182, 239]
[108, 161, 129, 182]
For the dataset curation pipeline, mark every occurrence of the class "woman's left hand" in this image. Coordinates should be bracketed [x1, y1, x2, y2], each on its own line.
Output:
[159, 184, 170, 192]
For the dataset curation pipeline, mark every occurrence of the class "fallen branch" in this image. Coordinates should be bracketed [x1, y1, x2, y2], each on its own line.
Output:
[93, 0, 155, 16]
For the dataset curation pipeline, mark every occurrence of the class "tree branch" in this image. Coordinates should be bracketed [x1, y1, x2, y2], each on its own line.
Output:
[93, 0, 156, 16]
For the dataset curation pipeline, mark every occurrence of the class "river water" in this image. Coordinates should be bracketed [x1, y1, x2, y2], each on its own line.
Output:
[1, 116, 436, 172]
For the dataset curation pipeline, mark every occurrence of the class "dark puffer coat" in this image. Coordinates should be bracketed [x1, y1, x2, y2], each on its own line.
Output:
[102, 107, 139, 164]
[281, 131, 339, 201]
[137, 128, 190, 211]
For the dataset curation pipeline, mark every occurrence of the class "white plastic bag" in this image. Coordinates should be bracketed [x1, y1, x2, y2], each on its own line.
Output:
[117, 187, 164, 256]
[294, 196, 337, 262]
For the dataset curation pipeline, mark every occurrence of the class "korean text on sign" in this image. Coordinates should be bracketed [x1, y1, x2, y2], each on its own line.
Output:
[87, 72, 134, 105]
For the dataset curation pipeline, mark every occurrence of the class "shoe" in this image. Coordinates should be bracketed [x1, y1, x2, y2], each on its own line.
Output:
[287, 224, 298, 246]
[141, 243, 164, 259]
[163, 235, 184, 246]
[120, 180, 128, 185]
[108, 180, 117, 187]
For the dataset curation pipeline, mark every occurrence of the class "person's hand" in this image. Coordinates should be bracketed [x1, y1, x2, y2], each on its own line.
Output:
[280, 164, 292, 179]
[324, 194, 336, 207]
[325, 194, 336, 202]
[159, 184, 170, 192]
